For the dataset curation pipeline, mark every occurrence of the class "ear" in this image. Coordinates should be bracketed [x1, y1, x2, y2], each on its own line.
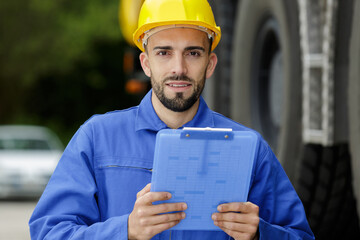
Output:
[205, 53, 218, 79]
[140, 52, 151, 77]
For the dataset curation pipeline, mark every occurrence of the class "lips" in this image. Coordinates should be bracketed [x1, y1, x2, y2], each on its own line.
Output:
[168, 83, 191, 87]
[165, 81, 192, 92]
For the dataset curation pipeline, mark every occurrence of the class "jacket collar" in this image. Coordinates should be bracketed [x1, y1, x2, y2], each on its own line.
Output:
[135, 90, 215, 131]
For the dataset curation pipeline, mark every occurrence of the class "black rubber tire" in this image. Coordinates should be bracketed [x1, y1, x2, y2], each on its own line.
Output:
[349, 0, 360, 221]
[298, 145, 360, 239]
[208, 0, 238, 117]
[230, 0, 302, 183]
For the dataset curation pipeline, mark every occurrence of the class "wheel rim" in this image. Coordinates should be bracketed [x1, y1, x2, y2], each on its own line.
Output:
[251, 16, 284, 152]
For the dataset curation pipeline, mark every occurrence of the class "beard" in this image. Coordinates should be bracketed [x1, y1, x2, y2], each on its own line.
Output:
[151, 73, 206, 112]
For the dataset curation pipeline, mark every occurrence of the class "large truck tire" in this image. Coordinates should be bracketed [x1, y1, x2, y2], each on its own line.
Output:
[230, 0, 360, 238]
[349, 0, 360, 221]
[207, 0, 237, 117]
[298, 145, 360, 239]
[231, 0, 302, 184]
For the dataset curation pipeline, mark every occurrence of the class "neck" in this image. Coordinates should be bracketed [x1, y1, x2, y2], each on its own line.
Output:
[151, 92, 200, 129]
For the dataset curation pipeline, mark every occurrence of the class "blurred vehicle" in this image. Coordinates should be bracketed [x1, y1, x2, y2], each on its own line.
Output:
[0, 125, 63, 198]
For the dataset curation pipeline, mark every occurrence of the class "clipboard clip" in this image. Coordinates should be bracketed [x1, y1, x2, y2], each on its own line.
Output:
[181, 127, 234, 140]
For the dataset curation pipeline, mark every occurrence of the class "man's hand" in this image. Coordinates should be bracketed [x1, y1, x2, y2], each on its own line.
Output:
[212, 202, 259, 240]
[128, 183, 187, 240]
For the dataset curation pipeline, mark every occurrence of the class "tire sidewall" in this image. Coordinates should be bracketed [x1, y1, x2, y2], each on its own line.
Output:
[349, 0, 360, 219]
[231, 0, 302, 182]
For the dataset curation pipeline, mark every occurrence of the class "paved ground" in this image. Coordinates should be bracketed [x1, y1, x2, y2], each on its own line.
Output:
[0, 200, 37, 240]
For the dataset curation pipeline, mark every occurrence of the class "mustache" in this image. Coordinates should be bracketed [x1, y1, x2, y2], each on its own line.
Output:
[163, 74, 193, 82]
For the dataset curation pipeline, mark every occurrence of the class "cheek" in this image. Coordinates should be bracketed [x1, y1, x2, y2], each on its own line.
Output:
[189, 64, 208, 80]
[148, 61, 166, 78]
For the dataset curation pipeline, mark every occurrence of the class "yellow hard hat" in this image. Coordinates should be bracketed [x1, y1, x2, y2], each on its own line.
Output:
[118, 0, 144, 47]
[133, 0, 221, 52]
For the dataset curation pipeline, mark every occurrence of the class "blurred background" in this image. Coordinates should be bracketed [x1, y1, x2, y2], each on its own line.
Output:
[0, 0, 145, 145]
[0, 1, 147, 239]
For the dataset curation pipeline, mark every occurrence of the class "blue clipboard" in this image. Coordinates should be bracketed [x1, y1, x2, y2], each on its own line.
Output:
[151, 127, 258, 231]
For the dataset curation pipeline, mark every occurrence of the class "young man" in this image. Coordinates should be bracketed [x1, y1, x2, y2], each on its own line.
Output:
[29, 0, 315, 239]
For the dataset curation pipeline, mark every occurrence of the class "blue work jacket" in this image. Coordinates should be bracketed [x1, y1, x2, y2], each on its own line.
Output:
[29, 90, 315, 240]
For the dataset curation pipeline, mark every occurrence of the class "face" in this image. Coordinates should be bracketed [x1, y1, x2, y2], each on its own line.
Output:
[140, 28, 218, 112]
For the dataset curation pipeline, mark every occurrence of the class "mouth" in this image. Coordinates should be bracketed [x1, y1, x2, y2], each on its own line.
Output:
[167, 83, 192, 87]
[165, 81, 192, 92]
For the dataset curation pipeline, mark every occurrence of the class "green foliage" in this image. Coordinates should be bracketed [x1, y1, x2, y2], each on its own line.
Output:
[0, 0, 143, 144]
[0, 0, 122, 83]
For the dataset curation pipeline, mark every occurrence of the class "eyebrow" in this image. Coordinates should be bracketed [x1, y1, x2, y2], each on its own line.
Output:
[152, 46, 172, 52]
[185, 46, 206, 52]
[152, 46, 206, 52]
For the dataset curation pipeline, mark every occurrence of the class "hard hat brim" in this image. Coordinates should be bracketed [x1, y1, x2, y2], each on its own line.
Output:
[133, 21, 221, 52]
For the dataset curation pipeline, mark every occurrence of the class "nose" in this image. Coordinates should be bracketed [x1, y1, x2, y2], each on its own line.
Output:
[171, 54, 187, 76]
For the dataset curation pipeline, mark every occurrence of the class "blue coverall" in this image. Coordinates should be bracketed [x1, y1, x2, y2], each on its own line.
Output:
[29, 90, 315, 240]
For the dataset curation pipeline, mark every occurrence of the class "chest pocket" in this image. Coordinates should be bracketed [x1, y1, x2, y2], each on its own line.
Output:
[94, 156, 153, 220]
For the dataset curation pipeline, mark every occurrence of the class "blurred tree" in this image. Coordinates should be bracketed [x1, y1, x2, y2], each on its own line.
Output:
[0, 0, 143, 144]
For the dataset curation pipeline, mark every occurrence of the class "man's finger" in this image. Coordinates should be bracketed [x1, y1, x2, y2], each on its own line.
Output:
[212, 212, 259, 224]
[151, 202, 187, 214]
[148, 212, 186, 225]
[218, 202, 259, 214]
[146, 220, 182, 237]
[138, 202, 187, 217]
[212, 212, 243, 223]
[214, 219, 258, 240]
[217, 226, 253, 240]
[214, 220, 248, 232]
[137, 183, 152, 199]
[137, 191, 172, 205]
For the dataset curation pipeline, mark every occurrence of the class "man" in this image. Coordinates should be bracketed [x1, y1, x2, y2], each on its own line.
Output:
[29, 0, 315, 239]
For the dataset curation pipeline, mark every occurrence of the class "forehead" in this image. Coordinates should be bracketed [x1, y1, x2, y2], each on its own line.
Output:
[146, 28, 209, 49]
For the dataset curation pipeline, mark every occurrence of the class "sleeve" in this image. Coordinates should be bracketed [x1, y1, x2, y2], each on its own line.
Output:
[248, 142, 315, 240]
[29, 126, 129, 240]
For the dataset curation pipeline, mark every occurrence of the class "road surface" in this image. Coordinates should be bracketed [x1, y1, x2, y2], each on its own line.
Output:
[0, 200, 37, 240]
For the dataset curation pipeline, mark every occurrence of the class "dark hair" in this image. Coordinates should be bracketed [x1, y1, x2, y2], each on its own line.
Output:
[208, 37, 213, 54]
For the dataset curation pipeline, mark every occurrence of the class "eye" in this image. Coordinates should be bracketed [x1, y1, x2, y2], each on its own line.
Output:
[156, 51, 170, 56]
[188, 51, 201, 57]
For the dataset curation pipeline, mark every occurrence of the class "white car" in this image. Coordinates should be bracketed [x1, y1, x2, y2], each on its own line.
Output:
[0, 125, 64, 198]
